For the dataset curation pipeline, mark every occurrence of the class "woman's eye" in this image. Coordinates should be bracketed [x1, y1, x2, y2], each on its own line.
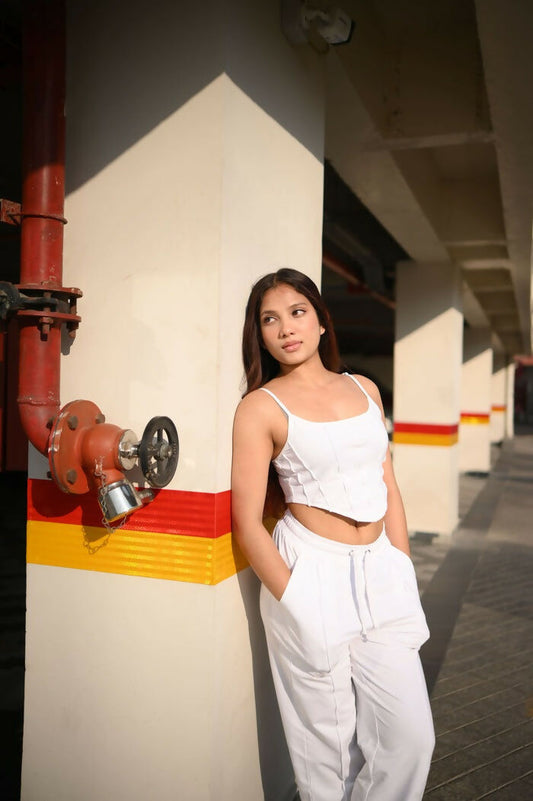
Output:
[293, 308, 305, 317]
[262, 316, 275, 325]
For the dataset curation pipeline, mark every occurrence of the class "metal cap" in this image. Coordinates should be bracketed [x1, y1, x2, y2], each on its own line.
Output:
[99, 480, 143, 523]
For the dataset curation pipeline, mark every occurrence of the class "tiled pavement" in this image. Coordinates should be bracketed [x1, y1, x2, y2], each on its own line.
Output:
[1, 433, 532, 800]
[411, 432, 533, 801]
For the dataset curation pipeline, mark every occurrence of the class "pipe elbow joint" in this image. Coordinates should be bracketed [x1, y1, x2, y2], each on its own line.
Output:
[18, 400, 56, 456]
[48, 399, 144, 523]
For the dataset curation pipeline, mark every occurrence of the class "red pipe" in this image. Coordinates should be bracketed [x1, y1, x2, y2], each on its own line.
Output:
[19, 0, 65, 454]
[15, 1, 155, 517]
[322, 252, 396, 310]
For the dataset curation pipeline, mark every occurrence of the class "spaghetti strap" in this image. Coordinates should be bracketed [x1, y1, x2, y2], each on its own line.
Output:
[259, 387, 291, 416]
[343, 372, 371, 400]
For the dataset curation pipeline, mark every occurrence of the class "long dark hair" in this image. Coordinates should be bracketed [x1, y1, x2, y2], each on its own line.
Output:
[242, 268, 340, 395]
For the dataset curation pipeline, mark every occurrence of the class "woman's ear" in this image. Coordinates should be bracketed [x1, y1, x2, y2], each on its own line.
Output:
[320, 326, 325, 335]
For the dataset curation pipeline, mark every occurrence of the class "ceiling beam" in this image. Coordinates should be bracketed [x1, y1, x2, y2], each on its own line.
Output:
[366, 131, 494, 152]
[475, 0, 533, 350]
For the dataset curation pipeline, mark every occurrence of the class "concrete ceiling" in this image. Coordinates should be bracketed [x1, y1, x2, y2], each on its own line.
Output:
[323, 0, 532, 357]
[1, 0, 531, 363]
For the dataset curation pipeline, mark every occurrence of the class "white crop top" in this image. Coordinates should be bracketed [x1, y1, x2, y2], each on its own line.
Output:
[260, 374, 389, 522]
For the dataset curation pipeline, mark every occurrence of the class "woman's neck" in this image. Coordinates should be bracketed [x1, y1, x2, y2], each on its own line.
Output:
[278, 356, 332, 386]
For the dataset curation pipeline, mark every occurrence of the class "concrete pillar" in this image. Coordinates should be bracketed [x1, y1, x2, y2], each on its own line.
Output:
[459, 328, 492, 473]
[505, 360, 515, 439]
[491, 353, 507, 443]
[393, 261, 463, 536]
[21, 3, 324, 800]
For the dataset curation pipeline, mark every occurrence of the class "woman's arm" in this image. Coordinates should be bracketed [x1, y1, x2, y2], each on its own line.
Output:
[382, 450, 410, 556]
[357, 376, 411, 556]
[231, 394, 291, 600]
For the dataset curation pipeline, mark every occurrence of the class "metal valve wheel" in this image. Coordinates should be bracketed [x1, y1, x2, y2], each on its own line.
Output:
[138, 416, 179, 488]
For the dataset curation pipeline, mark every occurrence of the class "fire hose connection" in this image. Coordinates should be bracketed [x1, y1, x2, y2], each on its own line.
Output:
[48, 401, 179, 523]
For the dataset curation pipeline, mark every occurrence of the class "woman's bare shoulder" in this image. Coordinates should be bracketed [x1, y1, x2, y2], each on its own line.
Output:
[234, 388, 278, 423]
[351, 374, 383, 404]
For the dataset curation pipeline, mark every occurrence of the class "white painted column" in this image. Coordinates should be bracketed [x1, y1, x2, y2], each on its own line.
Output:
[505, 360, 515, 439]
[491, 353, 507, 443]
[393, 261, 463, 536]
[459, 328, 492, 473]
[21, 3, 324, 800]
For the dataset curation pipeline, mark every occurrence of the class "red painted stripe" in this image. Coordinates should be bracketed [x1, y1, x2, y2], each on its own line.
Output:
[461, 412, 490, 420]
[393, 422, 459, 435]
[28, 478, 231, 538]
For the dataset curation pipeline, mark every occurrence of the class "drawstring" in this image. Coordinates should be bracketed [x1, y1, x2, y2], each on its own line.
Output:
[350, 548, 374, 641]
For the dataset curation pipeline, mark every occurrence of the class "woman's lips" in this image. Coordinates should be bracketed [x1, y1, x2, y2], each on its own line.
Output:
[282, 341, 301, 352]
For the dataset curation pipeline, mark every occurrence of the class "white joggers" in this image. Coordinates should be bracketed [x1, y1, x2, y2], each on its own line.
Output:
[260, 511, 435, 801]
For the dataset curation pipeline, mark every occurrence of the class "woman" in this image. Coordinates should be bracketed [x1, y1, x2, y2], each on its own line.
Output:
[231, 268, 434, 801]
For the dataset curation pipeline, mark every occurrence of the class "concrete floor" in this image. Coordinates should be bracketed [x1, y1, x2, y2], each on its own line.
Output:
[412, 431, 533, 801]
[1, 432, 532, 800]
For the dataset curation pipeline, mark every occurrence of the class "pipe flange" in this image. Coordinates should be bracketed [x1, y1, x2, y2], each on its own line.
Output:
[48, 399, 103, 493]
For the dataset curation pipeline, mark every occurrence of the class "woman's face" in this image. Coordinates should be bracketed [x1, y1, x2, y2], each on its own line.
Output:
[259, 283, 325, 370]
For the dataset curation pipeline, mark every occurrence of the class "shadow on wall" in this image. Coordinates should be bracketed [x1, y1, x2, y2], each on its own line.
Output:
[462, 328, 491, 367]
[66, 0, 323, 194]
[28, 472, 161, 547]
[236, 565, 297, 801]
[394, 261, 462, 343]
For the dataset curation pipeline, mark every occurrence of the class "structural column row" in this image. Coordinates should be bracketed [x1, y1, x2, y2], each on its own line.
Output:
[393, 261, 515, 536]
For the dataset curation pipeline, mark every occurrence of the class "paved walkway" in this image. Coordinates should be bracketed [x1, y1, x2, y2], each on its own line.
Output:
[411, 431, 533, 801]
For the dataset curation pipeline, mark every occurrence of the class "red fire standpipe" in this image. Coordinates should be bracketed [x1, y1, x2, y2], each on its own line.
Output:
[19, 0, 65, 454]
[19, 0, 138, 517]
[19, 0, 134, 502]
[18, 1, 179, 521]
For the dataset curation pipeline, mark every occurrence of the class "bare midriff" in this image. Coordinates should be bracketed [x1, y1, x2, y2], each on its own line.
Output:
[288, 503, 384, 545]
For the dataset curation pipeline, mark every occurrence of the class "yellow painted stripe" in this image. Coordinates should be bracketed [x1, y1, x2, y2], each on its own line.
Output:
[27, 521, 248, 585]
[393, 432, 459, 446]
[460, 415, 490, 425]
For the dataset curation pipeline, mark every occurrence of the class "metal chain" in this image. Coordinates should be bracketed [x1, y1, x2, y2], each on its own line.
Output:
[83, 458, 127, 554]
